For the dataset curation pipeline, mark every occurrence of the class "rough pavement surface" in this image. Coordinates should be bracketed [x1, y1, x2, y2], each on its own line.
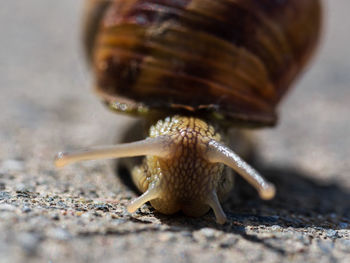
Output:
[1, 1, 349, 262]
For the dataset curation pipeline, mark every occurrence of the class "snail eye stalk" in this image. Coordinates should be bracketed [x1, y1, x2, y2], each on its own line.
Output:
[55, 136, 173, 168]
[205, 140, 276, 200]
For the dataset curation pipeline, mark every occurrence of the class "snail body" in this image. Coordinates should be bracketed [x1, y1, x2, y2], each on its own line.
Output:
[56, 0, 322, 224]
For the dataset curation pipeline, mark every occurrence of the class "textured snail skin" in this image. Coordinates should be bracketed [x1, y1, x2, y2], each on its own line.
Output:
[130, 116, 233, 220]
[55, 114, 272, 224]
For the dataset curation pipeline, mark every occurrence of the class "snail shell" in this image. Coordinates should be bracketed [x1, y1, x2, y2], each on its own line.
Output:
[56, 0, 322, 224]
[86, 0, 321, 126]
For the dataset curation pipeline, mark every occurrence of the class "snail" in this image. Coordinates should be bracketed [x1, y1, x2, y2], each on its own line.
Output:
[55, 0, 322, 224]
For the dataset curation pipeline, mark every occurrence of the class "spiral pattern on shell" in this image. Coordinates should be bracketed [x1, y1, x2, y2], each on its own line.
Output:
[86, 0, 321, 126]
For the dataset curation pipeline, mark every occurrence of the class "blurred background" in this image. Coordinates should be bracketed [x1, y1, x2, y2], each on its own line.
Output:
[0, 1, 349, 262]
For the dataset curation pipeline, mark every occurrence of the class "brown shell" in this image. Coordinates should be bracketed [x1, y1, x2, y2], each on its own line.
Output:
[85, 0, 322, 127]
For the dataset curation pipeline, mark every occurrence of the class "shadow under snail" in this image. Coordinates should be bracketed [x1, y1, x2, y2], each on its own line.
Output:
[55, 0, 322, 224]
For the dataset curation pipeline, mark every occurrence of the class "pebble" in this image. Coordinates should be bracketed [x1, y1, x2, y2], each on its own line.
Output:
[76, 211, 84, 217]
[51, 214, 60, 221]
[16, 191, 33, 199]
[22, 206, 32, 213]
[16, 184, 29, 192]
[326, 229, 338, 238]
[271, 225, 282, 231]
[93, 211, 103, 217]
[199, 228, 216, 239]
[0, 191, 11, 200]
[57, 201, 68, 209]
[94, 204, 109, 212]
[15, 184, 36, 196]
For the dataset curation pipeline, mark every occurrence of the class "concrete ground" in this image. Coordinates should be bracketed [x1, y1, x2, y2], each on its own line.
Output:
[0, 1, 349, 262]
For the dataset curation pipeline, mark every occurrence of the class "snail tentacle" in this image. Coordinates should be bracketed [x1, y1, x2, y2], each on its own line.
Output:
[54, 136, 174, 168]
[206, 190, 227, 224]
[205, 140, 276, 200]
[127, 184, 161, 213]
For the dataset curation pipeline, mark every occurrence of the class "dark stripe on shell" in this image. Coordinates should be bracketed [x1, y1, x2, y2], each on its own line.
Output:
[92, 0, 321, 126]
